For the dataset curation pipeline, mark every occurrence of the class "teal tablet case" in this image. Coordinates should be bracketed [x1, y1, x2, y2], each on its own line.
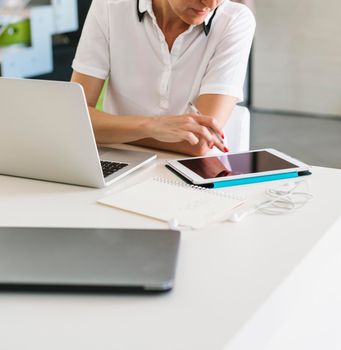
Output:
[210, 171, 299, 188]
[165, 165, 311, 189]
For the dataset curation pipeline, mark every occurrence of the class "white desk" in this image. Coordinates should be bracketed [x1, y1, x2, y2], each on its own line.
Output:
[0, 148, 340, 350]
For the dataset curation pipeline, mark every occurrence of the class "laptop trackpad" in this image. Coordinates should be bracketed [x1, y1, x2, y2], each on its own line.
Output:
[98, 147, 115, 157]
[98, 147, 131, 161]
[98, 147, 155, 164]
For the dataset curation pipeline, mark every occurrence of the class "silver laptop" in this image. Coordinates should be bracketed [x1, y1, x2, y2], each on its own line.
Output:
[0, 227, 180, 292]
[0, 78, 156, 188]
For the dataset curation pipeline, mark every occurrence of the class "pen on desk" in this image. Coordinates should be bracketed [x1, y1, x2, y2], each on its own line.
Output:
[188, 102, 224, 145]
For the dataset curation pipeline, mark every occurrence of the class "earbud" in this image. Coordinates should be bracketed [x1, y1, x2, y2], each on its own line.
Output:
[228, 209, 253, 223]
[168, 217, 179, 230]
[228, 212, 244, 223]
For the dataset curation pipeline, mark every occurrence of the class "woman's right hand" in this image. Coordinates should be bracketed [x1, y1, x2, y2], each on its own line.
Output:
[144, 113, 226, 153]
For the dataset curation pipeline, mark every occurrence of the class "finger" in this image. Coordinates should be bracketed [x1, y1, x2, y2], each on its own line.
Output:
[186, 124, 213, 144]
[212, 135, 229, 153]
[181, 131, 199, 145]
[191, 115, 224, 138]
[204, 127, 227, 152]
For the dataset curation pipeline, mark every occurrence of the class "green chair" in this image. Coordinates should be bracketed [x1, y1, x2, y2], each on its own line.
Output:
[96, 79, 108, 111]
[0, 19, 31, 47]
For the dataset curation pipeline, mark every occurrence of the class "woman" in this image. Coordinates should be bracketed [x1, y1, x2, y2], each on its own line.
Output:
[71, 0, 255, 156]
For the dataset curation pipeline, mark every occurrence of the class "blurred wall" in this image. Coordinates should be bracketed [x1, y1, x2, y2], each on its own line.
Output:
[252, 0, 341, 117]
[35, 0, 92, 81]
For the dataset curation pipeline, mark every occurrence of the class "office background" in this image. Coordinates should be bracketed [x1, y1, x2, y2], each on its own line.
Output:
[1, 0, 340, 168]
[250, 0, 341, 169]
[34, 0, 92, 82]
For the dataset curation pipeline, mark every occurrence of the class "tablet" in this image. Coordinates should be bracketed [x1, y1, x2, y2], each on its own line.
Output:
[166, 149, 311, 185]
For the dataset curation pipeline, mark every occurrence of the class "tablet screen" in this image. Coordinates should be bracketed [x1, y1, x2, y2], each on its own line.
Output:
[178, 151, 299, 179]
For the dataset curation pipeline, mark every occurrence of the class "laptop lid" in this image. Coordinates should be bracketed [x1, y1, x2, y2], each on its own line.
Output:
[0, 227, 180, 292]
[0, 78, 156, 188]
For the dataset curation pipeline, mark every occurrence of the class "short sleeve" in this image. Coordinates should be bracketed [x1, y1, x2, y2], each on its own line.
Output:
[72, 0, 110, 79]
[199, 6, 256, 102]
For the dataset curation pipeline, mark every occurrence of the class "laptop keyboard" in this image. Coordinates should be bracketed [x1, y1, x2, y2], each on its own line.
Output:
[100, 161, 128, 178]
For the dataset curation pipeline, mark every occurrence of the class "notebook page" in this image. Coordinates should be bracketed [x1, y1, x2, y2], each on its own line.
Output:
[97, 178, 244, 228]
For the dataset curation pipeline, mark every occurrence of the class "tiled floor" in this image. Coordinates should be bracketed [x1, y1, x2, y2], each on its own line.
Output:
[250, 111, 341, 169]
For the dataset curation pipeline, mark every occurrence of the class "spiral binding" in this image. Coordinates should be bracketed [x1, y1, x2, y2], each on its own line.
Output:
[153, 177, 245, 200]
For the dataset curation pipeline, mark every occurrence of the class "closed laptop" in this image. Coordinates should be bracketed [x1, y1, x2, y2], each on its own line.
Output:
[0, 227, 180, 292]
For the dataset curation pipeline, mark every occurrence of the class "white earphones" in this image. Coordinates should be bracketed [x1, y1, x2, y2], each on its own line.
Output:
[228, 180, 313, 223]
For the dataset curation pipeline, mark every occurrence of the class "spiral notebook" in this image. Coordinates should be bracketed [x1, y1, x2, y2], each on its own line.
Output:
[97, 177, 245, 229]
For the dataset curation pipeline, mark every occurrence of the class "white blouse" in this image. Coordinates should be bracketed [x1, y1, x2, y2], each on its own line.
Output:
[72, 0, 255, 116]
